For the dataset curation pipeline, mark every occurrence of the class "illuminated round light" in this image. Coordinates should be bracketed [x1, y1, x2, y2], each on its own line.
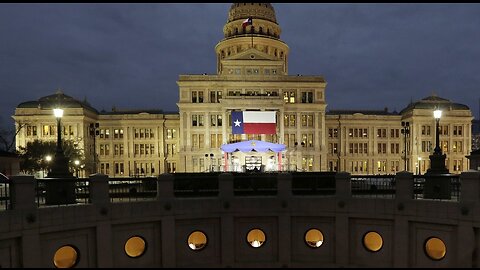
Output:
[247, 229, 266, 248]
[124, 236, 146, 258]
[305, 228, 324, 248]
[425, 237, 447, 260]
[53, 108, 64, 118]
[363, 231, 383, 252]
[188, 231, 207, 251]
[53, 245, 78, 268]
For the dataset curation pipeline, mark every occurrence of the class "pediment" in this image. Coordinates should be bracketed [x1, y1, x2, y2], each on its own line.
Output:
[226, 48, 277, 61]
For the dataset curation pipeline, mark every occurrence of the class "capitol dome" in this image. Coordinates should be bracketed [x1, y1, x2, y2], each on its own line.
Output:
[227, 3, 277, 24]
[222, 2, 282, 39]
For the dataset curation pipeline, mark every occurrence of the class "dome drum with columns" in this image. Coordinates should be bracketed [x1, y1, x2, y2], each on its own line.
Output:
[216, 3, 289, 75]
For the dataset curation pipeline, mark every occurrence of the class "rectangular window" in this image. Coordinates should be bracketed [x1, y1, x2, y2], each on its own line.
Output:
[307, 134, 314, 148]
[114, 129, 120, 139]
[329, 128, 338, 138]
[453, 125, 463, 136]
[421, 140, 432, 153]
[167, 128, 177, 139]
[210, 114, 222, 127]
[301, 91, 313, 103]
[210, 90, 222, 103]
[390, 129, 400, 138]
[453, 141, 463, 153]
[453, 159, 463, 172]
[115, 162, 124, 175]
[192, 115, 198, 126]
[441, 140, 448, 153]
[27, 125, 38, 136]
[192, 90, 204, 103]
[283, 90, 296, 103]
[377, 128, 387, 138]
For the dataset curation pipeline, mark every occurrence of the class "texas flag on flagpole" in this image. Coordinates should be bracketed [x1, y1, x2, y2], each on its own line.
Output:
[242, 17, 253, 28]
[232, 111, 276, 134]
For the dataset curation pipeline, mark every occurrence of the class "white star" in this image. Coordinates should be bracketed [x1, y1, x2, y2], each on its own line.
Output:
[234, 119, 241, 127]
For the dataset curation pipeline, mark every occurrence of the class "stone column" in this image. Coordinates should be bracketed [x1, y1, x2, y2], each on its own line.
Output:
[395, 171, 413, 201]
[10, 175, 41, 267]
[218, 173, 234, 201]
[335, 172, 351, 200]
[460, 171, 480, 204]
[10, 175, 36, 210]
[277, 172, 292, 200]
[89, 173, 109, 204]
[157, 173, 174, 200]
[218, 172, 234, 267]
[393, 171, 413, 267]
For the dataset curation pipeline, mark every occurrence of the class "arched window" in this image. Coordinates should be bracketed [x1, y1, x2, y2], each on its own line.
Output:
[259, 27, 263, 34]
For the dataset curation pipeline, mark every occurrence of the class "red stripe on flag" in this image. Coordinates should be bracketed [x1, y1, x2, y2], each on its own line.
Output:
[243, 123, 276, 134]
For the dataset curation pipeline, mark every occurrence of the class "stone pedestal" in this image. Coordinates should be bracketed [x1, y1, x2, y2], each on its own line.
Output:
[43, 177, 77, 205]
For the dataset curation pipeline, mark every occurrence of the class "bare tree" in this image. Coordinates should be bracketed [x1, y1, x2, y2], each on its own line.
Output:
[0, 122, 26, 152]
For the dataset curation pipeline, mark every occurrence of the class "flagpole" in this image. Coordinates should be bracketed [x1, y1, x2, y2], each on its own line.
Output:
[251, 17, 254, 48]
[251, 29, 253, 48]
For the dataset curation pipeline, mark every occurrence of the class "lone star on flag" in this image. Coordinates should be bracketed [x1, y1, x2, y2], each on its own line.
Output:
[234, 119, 241, 127]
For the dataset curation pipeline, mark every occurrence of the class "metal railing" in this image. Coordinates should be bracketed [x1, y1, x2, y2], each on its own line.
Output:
[291, 172, 336, 196]
[18, 172, 466, 209]
[413, 174, 460, 201]
[0, 180, 10, 210]
[351, 175, 396, 199]
[109, 177, 157, 202]
[233, 173, 277, 196]
[173, 173, 219, 197]
[36, 178, 89, 207]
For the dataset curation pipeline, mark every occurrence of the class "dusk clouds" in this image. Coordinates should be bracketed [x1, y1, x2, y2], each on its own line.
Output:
[1, 3, 479, 128]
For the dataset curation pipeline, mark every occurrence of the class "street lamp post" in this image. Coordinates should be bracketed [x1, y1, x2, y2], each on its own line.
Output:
[47, 108, 72, 178]
[417, 157, 422, 175]
[74, 160, 80, 178]
[89, 123, 100, 174]
[424, 108, 450, 199]
[401, 121, 410, 171]
[426, 109, 448, 174]
[44, 155, 52, 177]
[210, 153, 214, 172]
[45, 107, 76, 205]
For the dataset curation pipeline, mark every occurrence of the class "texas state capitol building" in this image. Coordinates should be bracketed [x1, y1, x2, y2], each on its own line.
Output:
[13, 3, 473, 177]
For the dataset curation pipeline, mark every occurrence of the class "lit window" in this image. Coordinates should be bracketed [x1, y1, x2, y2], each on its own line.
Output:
[305, 229, 324, 248]
[124, 236, 146, 258]
[363, 231, 383, 252]
[188, 231, 207, 251]
[425, 237, 446, 260]
[53, 245, 79, 268]
[247, 228, 266, 248]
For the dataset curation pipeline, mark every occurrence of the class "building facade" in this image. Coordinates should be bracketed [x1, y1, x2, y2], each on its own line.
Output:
[13, 3, 473, 177]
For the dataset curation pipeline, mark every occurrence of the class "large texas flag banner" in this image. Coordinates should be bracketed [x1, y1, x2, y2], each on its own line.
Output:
[231, 111, 276, 134]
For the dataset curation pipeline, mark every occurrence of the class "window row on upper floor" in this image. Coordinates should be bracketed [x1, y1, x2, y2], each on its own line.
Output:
[189, 89, 321, 104]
